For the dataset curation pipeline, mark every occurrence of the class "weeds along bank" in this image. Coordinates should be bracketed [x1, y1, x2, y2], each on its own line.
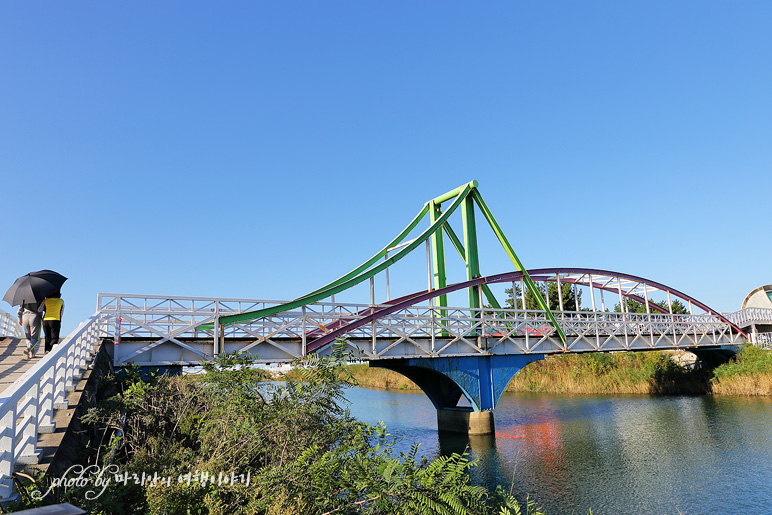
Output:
[12, 346, 545, 515]
[712, 345, 772, 395]
[329, 346, 772, 396]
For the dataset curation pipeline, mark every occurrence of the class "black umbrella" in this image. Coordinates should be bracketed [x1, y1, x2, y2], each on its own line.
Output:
[3, 270, 68, 306]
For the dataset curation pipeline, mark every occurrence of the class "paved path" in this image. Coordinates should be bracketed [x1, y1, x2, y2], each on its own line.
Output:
[0, 337, 41, 391]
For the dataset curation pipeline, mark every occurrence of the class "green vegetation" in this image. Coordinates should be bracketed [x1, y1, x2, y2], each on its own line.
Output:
[282, 364, 418, 391]
[339, 352, 709, 395]
[712, 345, 772, 395]
[339, 347, 772, 397]
[503, 283, 580, 311]
[505, 351, 709, 395]
[613, 298, 689, 314]
[16, 344, 545, 515]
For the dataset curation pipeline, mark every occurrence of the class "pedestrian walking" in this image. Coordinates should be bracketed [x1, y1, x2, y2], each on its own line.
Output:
[42, 293, 64, 353]
[17, 301, 43, 359]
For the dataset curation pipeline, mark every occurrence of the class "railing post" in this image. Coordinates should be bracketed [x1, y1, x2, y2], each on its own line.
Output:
[689, 300, 699, 345]
[617, 277, 629, 349]
[213, 301, 220, 357]
[19, 384, 40, 464]
[54, 355, 68, 410]
[371, 307, 377, 355]
[524, 310, 530, 352]
[643, 284, 654, 348]
[431, 305, 436, 353]
[0, 407, 16, 499]
[38, 367, 55, 433]
[385, 251, 391, 301]
[479, 296, 485, 350]
[301, 305, 307, 357]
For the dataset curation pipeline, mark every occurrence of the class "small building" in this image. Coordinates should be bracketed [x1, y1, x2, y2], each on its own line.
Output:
[742, 285, 772, 310]
[740, 285, 772, 346]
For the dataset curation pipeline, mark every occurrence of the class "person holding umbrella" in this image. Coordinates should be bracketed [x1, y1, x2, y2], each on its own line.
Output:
[4, 270, 68, 360]
[17, 301, 43, 358]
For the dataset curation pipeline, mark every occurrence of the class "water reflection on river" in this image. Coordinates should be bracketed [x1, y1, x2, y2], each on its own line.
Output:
[345, 387, 772, 515]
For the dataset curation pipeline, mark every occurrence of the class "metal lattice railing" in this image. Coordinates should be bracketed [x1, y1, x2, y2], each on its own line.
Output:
[748, 332, 772, 349]
[0, 313, 109, 501]
[98, 293, 749, 365]
[0, 309, 23, 339]
[723, 307, 772, 326]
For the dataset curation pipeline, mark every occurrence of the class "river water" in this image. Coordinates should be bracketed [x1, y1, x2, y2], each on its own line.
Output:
[345, 386, 772, 515]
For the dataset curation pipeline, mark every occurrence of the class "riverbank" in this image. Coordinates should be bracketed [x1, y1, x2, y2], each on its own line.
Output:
[300, 347, 772, 396]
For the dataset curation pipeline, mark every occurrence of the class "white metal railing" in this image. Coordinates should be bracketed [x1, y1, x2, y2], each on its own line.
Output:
[724, 307, 772, 327]
[98, 293, 749, 364]
[748, 332, 772, 349]
[0, 309, 23, 339]
[0, 313, 109, 501]
[97, 293, 380, 364]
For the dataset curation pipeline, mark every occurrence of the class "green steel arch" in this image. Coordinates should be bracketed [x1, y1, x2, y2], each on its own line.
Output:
[216, 181, 567, 345]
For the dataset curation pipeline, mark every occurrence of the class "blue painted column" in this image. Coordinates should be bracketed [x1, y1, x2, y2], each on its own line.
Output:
[370, 354, 545, 434]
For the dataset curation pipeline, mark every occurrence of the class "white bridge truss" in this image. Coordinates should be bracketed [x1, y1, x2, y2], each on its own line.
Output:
[99, 280, 748, 367]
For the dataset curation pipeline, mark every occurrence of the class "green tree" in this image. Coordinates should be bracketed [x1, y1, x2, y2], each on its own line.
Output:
[614, 298, 689, 314]
[504, 283, 581, 311]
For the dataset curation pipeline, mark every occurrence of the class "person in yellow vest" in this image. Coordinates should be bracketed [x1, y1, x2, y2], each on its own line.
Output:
[42, 293, 65, 353]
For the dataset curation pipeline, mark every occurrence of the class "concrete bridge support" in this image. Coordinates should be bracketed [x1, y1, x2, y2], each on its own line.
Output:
[370, 354, 544, 435]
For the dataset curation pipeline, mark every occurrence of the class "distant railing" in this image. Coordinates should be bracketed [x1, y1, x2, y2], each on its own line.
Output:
[0, 313, 109, 501]
[724, 307, 772, 327]
[749, 333, 772, 349]
[0, 309, 23, 339]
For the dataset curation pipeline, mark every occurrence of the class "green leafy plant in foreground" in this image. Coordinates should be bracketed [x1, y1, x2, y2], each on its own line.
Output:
[37, 341, 540, 514]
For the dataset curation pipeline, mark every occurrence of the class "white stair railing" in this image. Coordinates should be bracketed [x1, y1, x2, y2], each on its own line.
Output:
[0, 309, 23, 339]
[0, 313, 110, 501]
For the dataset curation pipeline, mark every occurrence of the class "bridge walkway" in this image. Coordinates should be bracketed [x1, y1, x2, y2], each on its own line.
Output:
[0, 338, 42, 391]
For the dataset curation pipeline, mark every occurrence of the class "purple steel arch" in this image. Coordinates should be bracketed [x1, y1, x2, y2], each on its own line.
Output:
[527, 273, 670, 314]
[307, 267, 746, 352]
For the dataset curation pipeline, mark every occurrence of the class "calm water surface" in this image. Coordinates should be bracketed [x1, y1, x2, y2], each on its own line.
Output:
[345, 387, 772, 515]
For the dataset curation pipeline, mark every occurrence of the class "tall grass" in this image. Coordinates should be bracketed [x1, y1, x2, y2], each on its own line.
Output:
[283, 364, 420, 391]
[505, 351, 708, 395]
[282, 347, 772, 397]
[711, 345, 772, 396]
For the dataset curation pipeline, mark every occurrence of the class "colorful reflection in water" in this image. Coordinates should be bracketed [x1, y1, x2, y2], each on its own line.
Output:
[345, 387, 772, 515]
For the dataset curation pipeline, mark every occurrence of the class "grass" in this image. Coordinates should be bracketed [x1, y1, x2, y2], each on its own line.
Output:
[279, 347, 772, 397]
[281, 364, 420, 391]
[504, 351, 710, 395]
[711, 345, 772, 396]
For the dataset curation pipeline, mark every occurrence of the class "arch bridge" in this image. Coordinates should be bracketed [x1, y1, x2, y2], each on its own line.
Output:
[102, 181, 747, 434]
[0, 181, 757, 502]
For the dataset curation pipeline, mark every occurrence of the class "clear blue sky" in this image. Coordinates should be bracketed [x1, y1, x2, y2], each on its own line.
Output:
[2, 1, 771, 334]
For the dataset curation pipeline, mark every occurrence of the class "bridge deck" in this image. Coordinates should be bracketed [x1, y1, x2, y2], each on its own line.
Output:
[0, 338, 42, 390]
